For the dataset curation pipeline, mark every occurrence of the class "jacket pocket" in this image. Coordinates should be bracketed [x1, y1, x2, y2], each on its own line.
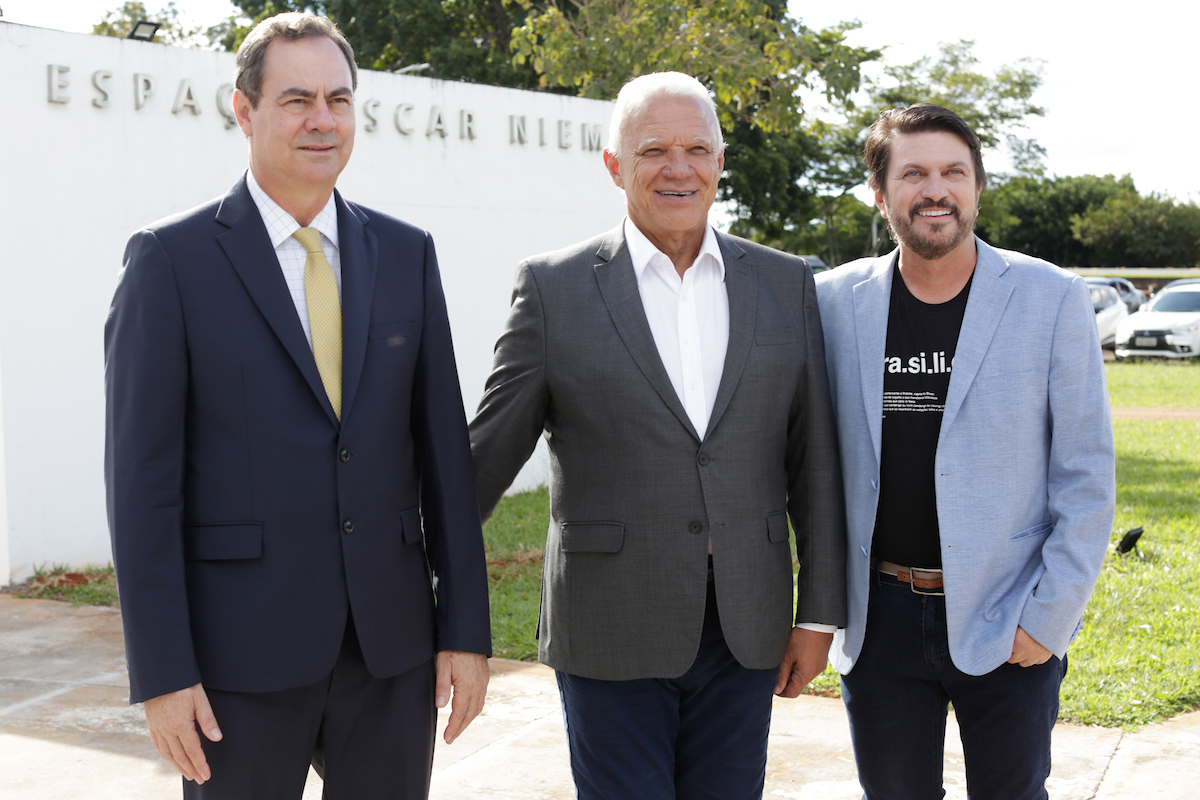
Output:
[754, 327, 799, 346]
[767, 512, 790, 543]
[400, 506, 423, 545]
[1010, 520, 1053, 541]
[560, 522, 625, 553]
[368, 322, 420, 345]
[184, 522, 263, 561]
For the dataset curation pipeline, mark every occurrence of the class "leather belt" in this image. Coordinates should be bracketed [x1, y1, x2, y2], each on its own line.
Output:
[872, 558, 945, 596]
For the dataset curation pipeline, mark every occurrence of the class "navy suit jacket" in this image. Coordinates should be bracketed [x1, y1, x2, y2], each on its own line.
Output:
[105, 176, 491, 704]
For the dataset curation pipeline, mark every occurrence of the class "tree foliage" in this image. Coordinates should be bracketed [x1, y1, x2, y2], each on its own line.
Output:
[976, 174, 1136, 267]
[509, 0, 874, 133]
[857, 40, 1046, 174]
[206, 0, 539, 85]
[1072, 193, 1200, 267]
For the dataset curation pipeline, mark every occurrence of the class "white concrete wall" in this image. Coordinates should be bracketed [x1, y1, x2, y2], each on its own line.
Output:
[0, 21, 626, 584]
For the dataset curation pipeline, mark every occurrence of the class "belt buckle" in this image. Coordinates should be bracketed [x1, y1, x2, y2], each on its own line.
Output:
[907, 567, 945, 597]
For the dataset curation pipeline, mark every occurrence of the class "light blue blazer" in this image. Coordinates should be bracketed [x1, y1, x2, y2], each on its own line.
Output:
[815, 238, 1116, 676]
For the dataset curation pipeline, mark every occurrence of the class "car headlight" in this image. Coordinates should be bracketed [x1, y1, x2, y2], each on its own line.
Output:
[1171, 323, 1200, 335]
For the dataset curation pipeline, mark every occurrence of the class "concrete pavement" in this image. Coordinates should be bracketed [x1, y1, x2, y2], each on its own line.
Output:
[2, 593, 1196, 799]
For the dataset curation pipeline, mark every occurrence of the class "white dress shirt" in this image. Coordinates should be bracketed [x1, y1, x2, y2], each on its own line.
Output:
[246, 169, 341, 349]
[624, 217, 728, 438]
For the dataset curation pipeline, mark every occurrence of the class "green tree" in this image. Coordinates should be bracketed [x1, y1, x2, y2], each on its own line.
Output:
[509, 0, 875, 133]
[859, 39, 1046, 177]
[726, 39, 1046, 265]
[976, 174, 1137, 267]
[92, 1, 198, 45]
[217, 0, 540, 85]
[1072, 193, 1200, 267]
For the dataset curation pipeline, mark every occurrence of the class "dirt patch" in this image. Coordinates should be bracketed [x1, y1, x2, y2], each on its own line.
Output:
[1111, 407, 1200, 421]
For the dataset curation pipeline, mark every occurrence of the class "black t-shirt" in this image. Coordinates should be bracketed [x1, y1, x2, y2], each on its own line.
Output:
[871, 266, 972, 568]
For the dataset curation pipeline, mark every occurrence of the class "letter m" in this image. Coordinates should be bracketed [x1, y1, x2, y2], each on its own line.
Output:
[582, 123, 603, 152]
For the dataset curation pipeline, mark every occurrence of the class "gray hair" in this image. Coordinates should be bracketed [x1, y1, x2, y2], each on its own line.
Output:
[606, 72, 724, 157]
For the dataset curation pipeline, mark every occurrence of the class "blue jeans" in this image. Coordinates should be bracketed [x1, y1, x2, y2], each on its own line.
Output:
[841, 571, 1065, 800]
[555, 580, 777, 800]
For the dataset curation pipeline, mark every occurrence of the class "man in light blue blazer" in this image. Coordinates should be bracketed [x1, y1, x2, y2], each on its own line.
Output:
[815, 104, 1115, 800]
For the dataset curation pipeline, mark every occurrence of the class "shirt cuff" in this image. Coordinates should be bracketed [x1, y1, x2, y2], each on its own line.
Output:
[794, 622, 838, 634]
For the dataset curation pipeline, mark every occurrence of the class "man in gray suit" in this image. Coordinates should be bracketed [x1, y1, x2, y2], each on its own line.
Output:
[469, 72, 845, 800]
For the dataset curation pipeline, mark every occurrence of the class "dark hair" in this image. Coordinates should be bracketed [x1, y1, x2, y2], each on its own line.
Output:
[235, 13, 357, 109]
[864, 103, 986, 194]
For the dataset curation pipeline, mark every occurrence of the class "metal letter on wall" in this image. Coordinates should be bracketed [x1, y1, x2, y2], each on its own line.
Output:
[581, 123, 603, 152]
[47, 64, 69, 104]
[216, 84, 237, 129]
[459, 110, 476, 140]
[558, 120, 572, 149]
[172, 79, 201, 115]
[362, 99, 381, 132]
[510, 115, 527, 145]
[394, 103, 415, 135]
[427, 106, 447, 138]
[539, 118, 546, 146]
[92, 70, 112, 109]
[133, 73, 156, 110]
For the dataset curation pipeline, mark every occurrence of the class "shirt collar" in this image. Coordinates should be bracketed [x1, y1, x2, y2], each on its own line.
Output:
[245, 168, 340, 251]
[624, 217, 724, 285]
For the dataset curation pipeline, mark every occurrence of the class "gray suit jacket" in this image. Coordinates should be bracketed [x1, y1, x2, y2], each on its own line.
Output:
[470, 224, 846, 680]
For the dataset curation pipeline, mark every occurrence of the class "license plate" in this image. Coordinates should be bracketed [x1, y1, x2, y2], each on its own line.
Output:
[1135, 337, 1157, 347]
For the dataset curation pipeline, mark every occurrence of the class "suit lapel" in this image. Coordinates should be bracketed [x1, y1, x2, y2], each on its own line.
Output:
[592, 226, 700, 440]
[336, 194, 376, 424]
[942, 239, 1013, 432]
[704, 234, 755, 440]
[215, 176, 338, 427]
[853, 253, 896, 464]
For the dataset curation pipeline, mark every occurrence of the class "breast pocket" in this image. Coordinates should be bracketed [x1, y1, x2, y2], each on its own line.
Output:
[368, 322, 421, 348]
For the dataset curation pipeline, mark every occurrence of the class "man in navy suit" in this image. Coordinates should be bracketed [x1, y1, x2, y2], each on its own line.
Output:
[104, 13, 490, 798]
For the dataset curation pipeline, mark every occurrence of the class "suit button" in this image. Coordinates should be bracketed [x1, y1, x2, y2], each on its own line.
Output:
[697, 453, 710, 466]
[689, 521, 703, 534]
[339, 449, 351, 462]
[342, 520, 355, 534]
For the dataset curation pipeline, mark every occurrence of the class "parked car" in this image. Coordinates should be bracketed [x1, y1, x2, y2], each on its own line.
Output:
[1090, 284, 1128, 349]
[1084, 276, 1146, 313]
[1157, 277, 1200, 293]
[800, 255, 830, 273]
[1114, 284, 1200, 360]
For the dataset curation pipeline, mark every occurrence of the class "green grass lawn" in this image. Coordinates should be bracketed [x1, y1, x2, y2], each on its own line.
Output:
[484, 360, 1200, 727]
[1105, 357, 1199, 407]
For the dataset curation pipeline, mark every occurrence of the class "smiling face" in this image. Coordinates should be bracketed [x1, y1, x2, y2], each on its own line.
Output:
[875, 130, 982, 262]
[603, 94, 724, 257]
[234, 35, 355, 220]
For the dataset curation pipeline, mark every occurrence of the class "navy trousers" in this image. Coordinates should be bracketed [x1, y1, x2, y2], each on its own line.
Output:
[184, 615, 436, 800]
[841, 571, 1066, 800]
[555, 579, 778, 800]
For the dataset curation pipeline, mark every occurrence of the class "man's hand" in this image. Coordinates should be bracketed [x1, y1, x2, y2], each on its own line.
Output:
[1008, 626, 1053, 668]
[143, 683, 222, 784]
[775, 628, 834, 698]
[435, 650, 489, 744]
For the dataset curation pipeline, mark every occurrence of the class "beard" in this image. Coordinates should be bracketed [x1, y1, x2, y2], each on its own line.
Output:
[886, 198, 977, 260]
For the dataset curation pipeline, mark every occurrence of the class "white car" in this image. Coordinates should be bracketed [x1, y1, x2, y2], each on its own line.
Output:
[1090, 284, 1128, 349]
[1115, 285, 1200, 360]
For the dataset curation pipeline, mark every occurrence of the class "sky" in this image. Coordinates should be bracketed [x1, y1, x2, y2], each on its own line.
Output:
[5, 0, 1196, 202]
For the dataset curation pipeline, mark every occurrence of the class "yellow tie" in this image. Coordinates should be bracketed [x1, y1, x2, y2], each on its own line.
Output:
[293, 227, 342, 420]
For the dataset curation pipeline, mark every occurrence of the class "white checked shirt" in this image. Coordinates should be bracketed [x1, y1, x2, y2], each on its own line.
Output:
[624, 217, 729, 439]
[246, 169, 342, 349]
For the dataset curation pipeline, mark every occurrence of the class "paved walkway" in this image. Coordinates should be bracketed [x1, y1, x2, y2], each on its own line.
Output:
[2, 593, 1198, 799]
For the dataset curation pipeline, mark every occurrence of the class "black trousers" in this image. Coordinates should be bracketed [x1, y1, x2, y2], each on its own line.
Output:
[184, 616, 436, 800]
